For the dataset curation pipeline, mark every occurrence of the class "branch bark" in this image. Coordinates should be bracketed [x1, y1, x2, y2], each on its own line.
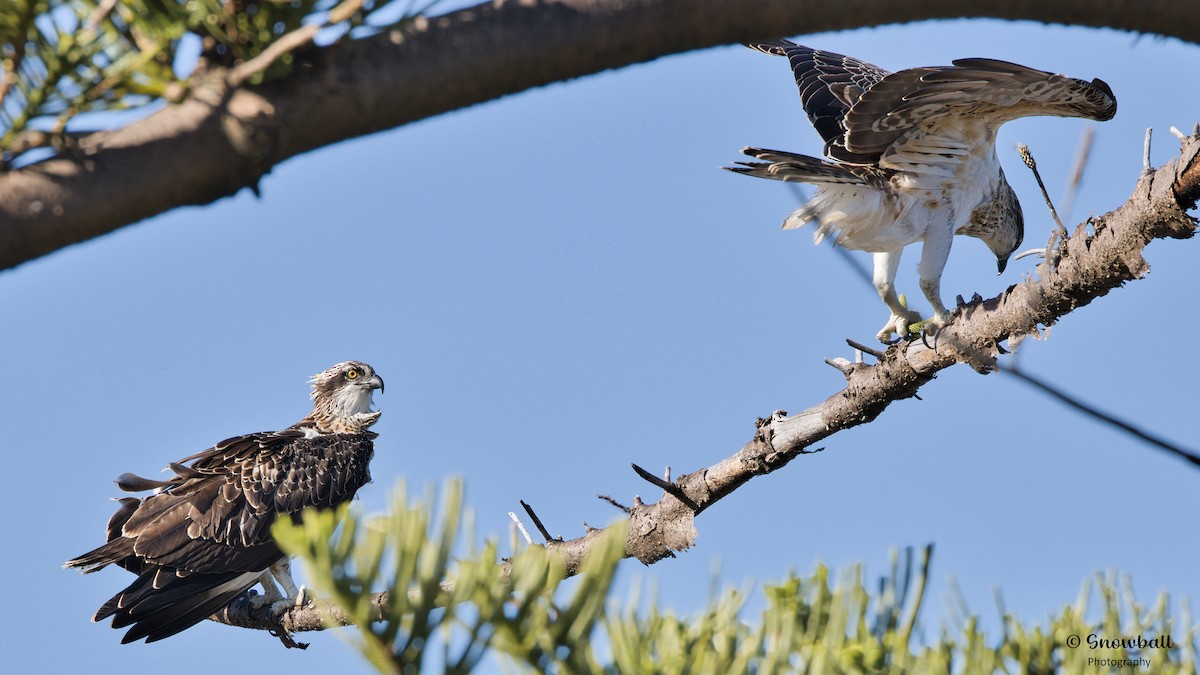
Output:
[1, 0, 1197, 270]
[206, 135, 1198, 639]
[213, 589, 390, 647]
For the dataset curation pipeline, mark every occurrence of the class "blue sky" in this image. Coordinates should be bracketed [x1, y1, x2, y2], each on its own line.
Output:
[2, 17, 1197, 673]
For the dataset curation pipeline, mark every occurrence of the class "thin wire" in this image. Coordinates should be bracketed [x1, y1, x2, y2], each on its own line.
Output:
[1002, 365, 1200, 468]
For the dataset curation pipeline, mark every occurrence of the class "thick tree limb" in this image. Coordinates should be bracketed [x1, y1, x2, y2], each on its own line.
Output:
[2, 0, 1198, 270]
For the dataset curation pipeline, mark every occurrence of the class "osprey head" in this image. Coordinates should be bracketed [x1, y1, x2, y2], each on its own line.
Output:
[988, 180, 1024, 275]
[959, 171, 1024, 275]
[306, 361, 384, 433]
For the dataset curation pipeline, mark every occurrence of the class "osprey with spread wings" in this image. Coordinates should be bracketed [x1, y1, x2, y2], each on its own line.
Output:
[727, 40, 1116, 341]
[66, 361, 384, 644]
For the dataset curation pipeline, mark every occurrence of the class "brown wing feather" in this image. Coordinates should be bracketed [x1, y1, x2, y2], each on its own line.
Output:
[843, 59, 1117, 158]
[746, 39, 891, 163]
[111, 431, 375, 574]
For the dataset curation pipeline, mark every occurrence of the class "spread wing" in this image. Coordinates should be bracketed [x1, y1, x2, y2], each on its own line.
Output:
[746, 39, 890, 163]
[842, 58, 1117, 160]
[66, 429, 376, 642]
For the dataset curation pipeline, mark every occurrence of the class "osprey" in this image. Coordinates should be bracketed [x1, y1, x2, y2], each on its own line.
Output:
[726, 40, 1116, 341]
[66, 361, 384, 644]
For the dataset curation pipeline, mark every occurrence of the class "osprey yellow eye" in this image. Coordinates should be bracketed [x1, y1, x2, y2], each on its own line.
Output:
[346, 369, 360, 380]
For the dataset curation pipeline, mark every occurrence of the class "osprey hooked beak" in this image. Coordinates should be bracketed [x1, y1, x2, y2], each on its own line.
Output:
[996, 257, 1009, 275]
[364, 373, 384, 394]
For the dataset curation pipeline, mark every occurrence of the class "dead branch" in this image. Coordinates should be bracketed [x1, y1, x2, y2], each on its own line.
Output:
[542, 134, 1199, 575]
[199, 133, 1197, 638]
[519, 499, 557, 543]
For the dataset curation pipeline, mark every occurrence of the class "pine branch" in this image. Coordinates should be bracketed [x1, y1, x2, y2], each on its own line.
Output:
[2, 0, 1198, 270]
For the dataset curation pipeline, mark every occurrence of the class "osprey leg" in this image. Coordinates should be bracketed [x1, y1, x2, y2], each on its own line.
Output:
[872, 250, 922, 341]
[270, 559, 299, 598]
[269, 558, 310, 615]
[917, 221, 955, 329]
[249, 569, 285, 609]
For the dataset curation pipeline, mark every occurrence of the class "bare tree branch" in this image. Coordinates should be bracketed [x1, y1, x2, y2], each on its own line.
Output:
[542, 134, 1199, 576]
[2, 0, 1198, 270]
[199, 133, 1197, 640]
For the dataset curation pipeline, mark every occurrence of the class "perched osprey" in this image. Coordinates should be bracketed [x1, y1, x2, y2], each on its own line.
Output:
[726, 40, 1116, 341]
[66, 361, 384, 644]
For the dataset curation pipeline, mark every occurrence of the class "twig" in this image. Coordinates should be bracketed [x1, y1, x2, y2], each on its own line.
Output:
[1017, 144, 1067, 238]
[1001, 366, 1200, 468]
[507, 511, 534, 545]
[518, 500, 556, 543]
[1144, 128, 1154, 173]
[631, 463, 699, 511]
[0, 2, 38, 132]
[227, 0, 370, 86]
[597, 494, 631, 512]
[1059, 126, 1094, 221]
[84, 0, 119, 30]
[1170, 126, 1188, 141]
[1018, 143, 1072, 269]
[824, 357, 854, 376]
[846, 338, 884, 359]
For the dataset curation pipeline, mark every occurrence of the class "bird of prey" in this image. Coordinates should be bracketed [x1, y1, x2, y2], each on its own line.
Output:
[726, 40, 1116, 341]
[66, 361, 384, 644]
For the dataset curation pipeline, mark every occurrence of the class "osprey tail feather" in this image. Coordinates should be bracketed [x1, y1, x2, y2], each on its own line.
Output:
[64, 497, 140, 573]
[97, 567, 260, 643]
[724, 147, 872, 186]
[65, 537, 136, 574]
